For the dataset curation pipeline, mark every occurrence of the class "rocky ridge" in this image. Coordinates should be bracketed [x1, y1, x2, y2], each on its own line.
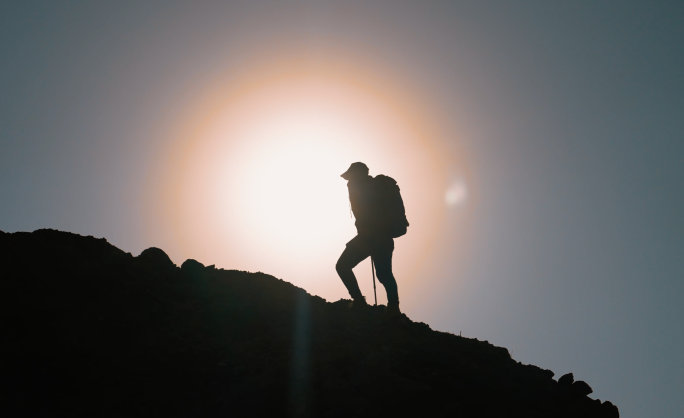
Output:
[0, 229, 619, 417]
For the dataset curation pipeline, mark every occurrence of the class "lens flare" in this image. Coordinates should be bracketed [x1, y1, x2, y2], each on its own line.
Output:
[446, 180, 468, 207]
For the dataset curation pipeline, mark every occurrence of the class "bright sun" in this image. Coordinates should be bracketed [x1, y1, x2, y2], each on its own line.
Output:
[157, 62, 450, 302]
[228, 95, 363, 259]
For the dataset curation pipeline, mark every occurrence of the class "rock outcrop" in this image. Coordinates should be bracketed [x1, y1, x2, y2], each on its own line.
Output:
[0, 229, 619, 417]
[137, 246, 175, 268]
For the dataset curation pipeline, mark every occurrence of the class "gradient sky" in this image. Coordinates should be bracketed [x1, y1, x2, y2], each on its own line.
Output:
[1, 2, 683, 417]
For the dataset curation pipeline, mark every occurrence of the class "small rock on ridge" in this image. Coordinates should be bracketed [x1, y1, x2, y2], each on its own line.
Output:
[137, 247, 174, 267]
[573, 380, 593, 396]
[558, 372, 574, 386]
[181, 258, 205, 275]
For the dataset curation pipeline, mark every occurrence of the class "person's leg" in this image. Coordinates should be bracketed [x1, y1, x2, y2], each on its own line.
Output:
[336, 236, 372, 300]
[371, 238, 398, 305]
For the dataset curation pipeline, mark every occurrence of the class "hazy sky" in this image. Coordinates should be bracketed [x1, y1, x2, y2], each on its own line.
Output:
[1, 2, 683, 417]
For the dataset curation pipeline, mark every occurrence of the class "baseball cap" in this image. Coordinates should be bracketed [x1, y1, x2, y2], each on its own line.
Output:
[340, 162, 369, 179]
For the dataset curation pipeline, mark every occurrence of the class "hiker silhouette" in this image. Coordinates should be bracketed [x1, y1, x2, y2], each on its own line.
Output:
[335, 162, 409, 316]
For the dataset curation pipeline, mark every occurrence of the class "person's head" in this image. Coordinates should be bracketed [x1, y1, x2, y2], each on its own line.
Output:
[340, 162, 369, 181]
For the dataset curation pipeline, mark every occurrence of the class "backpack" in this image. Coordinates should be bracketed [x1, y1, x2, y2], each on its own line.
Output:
[374, 175, 409, 238]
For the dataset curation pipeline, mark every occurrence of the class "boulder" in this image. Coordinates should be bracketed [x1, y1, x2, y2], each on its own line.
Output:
[572, 380, 593, 396]
[601, 401, 620, 417]
[558, 373, 574, 387]
[181, 259, 205, 276]
[137, 247, 174, 267]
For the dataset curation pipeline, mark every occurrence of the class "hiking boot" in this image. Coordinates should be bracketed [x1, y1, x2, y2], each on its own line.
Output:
[348, 296, 369, 310]
[385, 301, 401, 317]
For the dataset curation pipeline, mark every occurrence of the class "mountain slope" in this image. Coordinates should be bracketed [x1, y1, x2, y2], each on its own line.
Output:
[0, 229, 619, 417]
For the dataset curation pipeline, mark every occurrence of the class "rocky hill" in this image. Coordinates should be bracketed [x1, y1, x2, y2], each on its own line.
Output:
[0, 229, 619, 417]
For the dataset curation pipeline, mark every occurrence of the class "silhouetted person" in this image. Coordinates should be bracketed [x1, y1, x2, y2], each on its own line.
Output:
[336, 162, 409, 316]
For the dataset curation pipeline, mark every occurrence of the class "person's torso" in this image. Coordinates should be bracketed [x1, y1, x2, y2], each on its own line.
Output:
[347, 176, 387, 236]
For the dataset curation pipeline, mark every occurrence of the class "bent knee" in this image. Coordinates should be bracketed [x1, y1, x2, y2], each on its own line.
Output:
[336, 258, 351, 273]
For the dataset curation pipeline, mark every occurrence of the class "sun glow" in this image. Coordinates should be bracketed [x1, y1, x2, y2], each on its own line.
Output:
[153, 60, 451, 301]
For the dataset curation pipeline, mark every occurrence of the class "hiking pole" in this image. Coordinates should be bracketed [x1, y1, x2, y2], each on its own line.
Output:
[371, 256, 377, 306]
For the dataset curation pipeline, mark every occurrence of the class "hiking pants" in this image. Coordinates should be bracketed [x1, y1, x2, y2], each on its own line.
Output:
[335, 235, 398, 304]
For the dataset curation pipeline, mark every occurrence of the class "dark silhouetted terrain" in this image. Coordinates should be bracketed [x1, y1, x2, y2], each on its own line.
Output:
[0, 229, 619, 417]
